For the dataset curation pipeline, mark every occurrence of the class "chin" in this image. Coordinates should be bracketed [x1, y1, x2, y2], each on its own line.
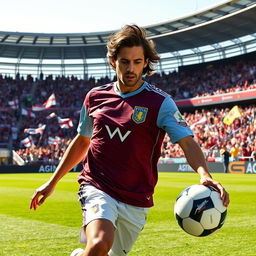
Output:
[124, 80, 138, 87]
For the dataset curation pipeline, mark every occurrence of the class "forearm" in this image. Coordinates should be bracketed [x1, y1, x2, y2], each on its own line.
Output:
[48, 134, 90, 186]
[178, 136, 212, 179]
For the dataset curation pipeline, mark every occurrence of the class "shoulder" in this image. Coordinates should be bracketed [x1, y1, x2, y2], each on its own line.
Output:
[144, 82, 170, 99]
[88, 82, 114, 96]
[84, 83, 114, 106]
[143, 82, 177, 112]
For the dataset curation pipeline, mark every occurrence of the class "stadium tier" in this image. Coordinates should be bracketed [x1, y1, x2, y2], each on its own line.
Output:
[0, 0, 256, 167]
[0, 0, 256, 78]
[0, 54, 255, 165]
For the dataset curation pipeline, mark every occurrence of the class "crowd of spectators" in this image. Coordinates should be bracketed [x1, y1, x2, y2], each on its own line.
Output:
[160, 105, 256, 162]
[0, 57, 256, 164]
[16, 138, 71, 164]
[146, 59, 256, 99]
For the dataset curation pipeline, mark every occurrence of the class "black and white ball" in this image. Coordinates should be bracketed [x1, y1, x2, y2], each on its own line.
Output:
[174, 184, 227, 237]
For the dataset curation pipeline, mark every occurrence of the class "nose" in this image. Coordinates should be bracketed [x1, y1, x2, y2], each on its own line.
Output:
[127, 62, 134, 72]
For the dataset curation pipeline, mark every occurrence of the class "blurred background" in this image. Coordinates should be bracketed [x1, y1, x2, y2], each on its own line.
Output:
[0, 0, 255, 173]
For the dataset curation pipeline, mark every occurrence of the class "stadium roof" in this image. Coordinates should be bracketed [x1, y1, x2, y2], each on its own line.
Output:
[0, 0, 256, 60]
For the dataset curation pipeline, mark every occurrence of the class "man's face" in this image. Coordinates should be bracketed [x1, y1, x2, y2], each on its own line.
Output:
[111, 46, 148, 93]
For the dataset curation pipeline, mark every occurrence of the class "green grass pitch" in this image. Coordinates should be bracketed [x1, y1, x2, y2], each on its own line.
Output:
[0, 172, 255, 256]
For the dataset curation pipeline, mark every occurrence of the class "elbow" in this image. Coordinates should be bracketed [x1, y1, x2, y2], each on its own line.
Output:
[75, 134, 91, 148]
[178, 136, 196, 152]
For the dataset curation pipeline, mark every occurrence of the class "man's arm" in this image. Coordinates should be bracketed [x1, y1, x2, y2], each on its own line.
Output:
[30, 134, 90, 210]
[178, 136, 230, 207]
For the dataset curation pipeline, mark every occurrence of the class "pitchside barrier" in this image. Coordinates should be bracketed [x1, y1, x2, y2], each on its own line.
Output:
[0, 162, 83, 174]
[0, 161, 256, 174]
[227, 161, 256, 174]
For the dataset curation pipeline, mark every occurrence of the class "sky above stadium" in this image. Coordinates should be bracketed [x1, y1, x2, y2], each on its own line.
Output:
[1, 0, 229, 33]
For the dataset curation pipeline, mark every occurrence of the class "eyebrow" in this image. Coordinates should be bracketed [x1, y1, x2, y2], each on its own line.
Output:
[120, 58, 144, 61]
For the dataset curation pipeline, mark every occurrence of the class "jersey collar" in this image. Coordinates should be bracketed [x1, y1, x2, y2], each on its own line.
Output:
[114, 81, 147, 98]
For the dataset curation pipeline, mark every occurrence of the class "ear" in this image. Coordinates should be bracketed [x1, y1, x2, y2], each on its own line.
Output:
[144, 58, 149, 68]
[109, 57, 116, 70]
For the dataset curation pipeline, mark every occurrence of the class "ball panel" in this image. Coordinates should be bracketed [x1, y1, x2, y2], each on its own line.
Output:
[218, 210, 227, 229]
[187, 185, 211, 199]
[174, 195, 193, 218]
[175, 213, 184, 230]
[200, 208, 221, 229]
[210, 191, 227, 213]
[207, 185, 218, 192]
[176, 186, 192, 201]
[199, 228, 218, 237]
[189, 196, 214, 222]
[174, 184, 227, 237]
[182, 218, 204, 236]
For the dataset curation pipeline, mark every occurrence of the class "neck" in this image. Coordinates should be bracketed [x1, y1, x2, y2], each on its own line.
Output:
[116, 80, 144, 94]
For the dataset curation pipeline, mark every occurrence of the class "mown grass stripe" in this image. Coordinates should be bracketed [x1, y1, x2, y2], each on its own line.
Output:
[0, 172, 255, 255]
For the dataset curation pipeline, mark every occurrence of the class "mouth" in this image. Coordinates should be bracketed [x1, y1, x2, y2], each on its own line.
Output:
[126, 76, 134, 80]
[125, 74, 136, 80]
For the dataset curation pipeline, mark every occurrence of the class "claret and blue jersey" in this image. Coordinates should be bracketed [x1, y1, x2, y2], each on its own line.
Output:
[77, 81, 193, 207]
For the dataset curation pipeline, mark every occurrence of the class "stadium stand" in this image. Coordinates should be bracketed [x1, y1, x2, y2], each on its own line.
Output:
[160, 105, 256, 162]
[0, 0, 256, 167]
[1, 53, 255, 165]
[146, 57, 256, 99]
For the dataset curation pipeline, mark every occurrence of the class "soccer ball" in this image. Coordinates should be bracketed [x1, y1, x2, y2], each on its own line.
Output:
[174, 184, 227, 237]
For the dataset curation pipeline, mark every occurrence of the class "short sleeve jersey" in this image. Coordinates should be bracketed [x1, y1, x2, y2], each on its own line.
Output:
[77, 82, 193, 207]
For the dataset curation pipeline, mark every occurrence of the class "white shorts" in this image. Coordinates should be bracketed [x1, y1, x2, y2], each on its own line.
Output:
[78, 184, 149, 256]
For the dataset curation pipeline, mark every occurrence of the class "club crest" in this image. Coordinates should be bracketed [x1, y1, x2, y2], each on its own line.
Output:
[174, 110, 188, 127]
[132, 106, 148, 124]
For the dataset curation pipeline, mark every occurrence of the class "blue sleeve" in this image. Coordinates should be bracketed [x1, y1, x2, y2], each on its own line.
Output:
[77, 105, 93, 137]
[157, 96, 193, 143]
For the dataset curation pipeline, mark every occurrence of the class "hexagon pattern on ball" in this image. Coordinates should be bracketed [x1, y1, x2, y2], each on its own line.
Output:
[174, 184, 227, 237]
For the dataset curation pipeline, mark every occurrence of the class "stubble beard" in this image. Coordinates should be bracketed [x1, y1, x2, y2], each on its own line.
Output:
[122, 73, 142, 88]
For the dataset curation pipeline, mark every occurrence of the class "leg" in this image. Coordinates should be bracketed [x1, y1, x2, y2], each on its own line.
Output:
[225, 161, 229, 173]
[82, 219, 115, 256]
[109, 204, 148, 256]
[74, 185, 118, 256]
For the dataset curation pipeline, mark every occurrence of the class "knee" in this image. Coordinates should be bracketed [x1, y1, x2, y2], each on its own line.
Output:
[87, 238, 111, 255]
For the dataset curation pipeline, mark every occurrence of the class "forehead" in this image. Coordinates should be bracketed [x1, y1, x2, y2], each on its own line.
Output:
[117, 46, 145, 60]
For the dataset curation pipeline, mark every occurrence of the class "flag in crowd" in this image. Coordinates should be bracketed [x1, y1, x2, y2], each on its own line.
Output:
[48, 136, 61, 145]
[57, 117, 73, 129]
[21, 108, 36, 118]
[24, 124, 46, 134]
[32, 105, 47, 111]
[190, 116, 207, 129]
[21, 136, 34, 148]
[44, 93, 56, 109]
[223, 105, 242, 125]
[8, 99, 19, 109]
[46, 112, 57, 119]
[32, 93, 56, 111]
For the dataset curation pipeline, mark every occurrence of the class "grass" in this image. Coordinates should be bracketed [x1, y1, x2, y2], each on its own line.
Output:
[0, 172, 255, 255]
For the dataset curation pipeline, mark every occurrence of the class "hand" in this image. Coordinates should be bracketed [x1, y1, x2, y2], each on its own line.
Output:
[200, 177, 230, 207]
[30, 182, 55, 210]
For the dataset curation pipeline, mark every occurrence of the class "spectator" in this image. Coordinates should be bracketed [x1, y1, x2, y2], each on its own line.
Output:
[0, 57, 255, 164]
[230, 144, 240, 161]
[251, 146, 256, 161]
[220, 146, 231, 173]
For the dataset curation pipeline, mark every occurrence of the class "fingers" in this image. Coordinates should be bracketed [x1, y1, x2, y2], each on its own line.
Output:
[38, 195, 47, 206]
[30, 190, 47, 210]
[218, 186, 230, 207]
[200, 178, 230, 207]
[30, 195, 37, 210]
[30, 183, 54, 210]
[30, 191, 40, 210]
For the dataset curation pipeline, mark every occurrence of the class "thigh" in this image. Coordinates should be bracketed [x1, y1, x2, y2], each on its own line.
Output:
[86, 219, 115, 249]
[78, 184, 118, 243]
[109, 204, 149, 256]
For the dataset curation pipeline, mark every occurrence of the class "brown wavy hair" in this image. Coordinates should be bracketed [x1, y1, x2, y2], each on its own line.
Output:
[107, 24, 160, 76]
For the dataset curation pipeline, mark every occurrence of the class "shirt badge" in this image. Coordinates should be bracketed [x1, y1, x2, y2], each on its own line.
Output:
[174, 110, 188, 127]
[132, 106, 148, 124]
